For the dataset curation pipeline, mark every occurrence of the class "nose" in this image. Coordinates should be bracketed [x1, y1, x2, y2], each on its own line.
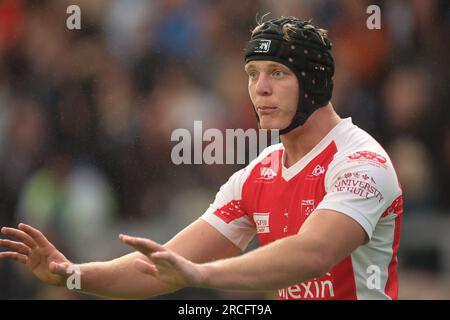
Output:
[254, 74, 272, 96]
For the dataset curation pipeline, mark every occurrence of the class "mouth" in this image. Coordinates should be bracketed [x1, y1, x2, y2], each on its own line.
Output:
[257, 106, 278, 115]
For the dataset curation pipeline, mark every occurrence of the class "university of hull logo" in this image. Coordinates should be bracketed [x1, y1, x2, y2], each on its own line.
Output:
[254, 39, 271, 53]
[253, 213, 270, 233]
[334, 172, 384, 203]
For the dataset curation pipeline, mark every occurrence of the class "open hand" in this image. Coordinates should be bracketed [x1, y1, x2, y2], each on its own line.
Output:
[0, 223, 73, 287]
[119, 234, 206, 288]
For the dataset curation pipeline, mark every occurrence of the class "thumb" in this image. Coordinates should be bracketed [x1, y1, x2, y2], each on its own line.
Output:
[134, 258, 158, 276]
[49, 261, 71, 276]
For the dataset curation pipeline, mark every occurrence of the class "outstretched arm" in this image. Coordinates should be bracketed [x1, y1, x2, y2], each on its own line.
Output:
[0, 219, 241, 299]
[121, 209, 367, 291]
[79, 219, 241, 298]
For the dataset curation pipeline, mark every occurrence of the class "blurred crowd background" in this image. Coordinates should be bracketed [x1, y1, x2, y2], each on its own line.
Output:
[0, 0, 449, 299]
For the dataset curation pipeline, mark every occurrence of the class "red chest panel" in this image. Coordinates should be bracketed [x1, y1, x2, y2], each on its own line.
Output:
[242, 142, 337, 245]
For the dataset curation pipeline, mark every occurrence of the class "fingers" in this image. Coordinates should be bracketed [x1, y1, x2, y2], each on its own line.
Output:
[0, 252, 28, 264]
[119, 234, 165, 255]
[0, 239, 31, 255]
[1, 227, 37, 249]
[151, 251, 176, 264]
[18, 224, 52, 248]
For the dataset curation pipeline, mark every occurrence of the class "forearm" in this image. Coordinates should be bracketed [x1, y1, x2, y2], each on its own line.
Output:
[77, 252, 181, 299]
[200, 234, 329, 291]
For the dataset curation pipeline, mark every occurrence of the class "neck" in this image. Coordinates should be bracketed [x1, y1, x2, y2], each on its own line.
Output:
[280, 104, 342, 168]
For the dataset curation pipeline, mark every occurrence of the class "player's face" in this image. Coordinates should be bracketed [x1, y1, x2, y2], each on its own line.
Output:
[245, 60, 299, 130]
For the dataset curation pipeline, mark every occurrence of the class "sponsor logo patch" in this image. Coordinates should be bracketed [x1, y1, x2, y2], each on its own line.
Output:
[278, 273, 334, 299]
[253, 212, 270, 233]
[312, 165, 325, 176]
[254, 39, 271, 53]
[348, 151, 387, 168]
[256, 167, 277, 182]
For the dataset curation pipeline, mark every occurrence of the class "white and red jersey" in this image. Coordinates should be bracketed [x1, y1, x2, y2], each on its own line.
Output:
[201, 118, 403, 300]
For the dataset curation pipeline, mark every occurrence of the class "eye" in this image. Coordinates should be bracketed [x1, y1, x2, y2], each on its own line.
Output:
[273, 70, 285, 78]
[247, 70, 257, 79]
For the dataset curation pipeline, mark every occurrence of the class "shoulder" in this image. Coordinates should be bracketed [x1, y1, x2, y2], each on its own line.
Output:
[326, 125, 402, 202]
[330, 124, 396, 173]
[317, 123, 402, 238]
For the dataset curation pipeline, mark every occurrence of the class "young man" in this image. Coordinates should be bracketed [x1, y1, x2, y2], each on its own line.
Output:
[0, 17, 402, 300]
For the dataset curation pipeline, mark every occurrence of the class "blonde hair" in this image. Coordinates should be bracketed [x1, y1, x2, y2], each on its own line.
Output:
[251, 15, 328, 45]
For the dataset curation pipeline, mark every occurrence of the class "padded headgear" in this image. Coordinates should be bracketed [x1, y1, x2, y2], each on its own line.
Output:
[244, 17, 334, 134]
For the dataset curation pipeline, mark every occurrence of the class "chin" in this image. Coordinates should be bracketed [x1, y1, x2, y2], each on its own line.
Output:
[259, 121, 286, 131]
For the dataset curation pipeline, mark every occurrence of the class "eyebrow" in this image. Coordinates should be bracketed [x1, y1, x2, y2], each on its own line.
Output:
[245, 62, 288, 72]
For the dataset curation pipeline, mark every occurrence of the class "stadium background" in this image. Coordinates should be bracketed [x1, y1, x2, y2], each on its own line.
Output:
[0, 0, 449, 299]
